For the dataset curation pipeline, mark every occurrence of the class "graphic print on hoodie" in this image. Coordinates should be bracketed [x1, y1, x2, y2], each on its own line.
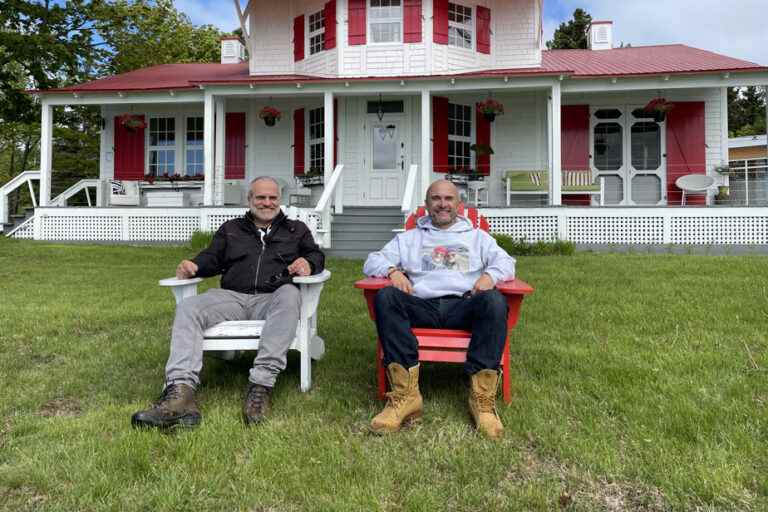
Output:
[421, 244, 470, 271]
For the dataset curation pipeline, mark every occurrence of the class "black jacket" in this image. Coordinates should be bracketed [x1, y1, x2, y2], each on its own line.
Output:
[192, 210, 325, 294]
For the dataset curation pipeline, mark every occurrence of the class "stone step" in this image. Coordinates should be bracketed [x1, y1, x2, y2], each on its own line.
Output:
[331, 231, 394, 242]
[332, 216, 403, 226]
[327, 240, 388, 252]
[331, 222, 401, 233]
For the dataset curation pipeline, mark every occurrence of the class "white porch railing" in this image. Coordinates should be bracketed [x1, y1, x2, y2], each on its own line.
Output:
[313, 164, 345, 248]
[401, 164, 419, 214]
[51, 179, 102, 207]
[0, 170, 40, 227]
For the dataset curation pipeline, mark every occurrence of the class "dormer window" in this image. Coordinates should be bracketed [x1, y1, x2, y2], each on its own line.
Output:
[448, 2, 473, 49]
[308, 10, 325, 55]
[369, 0, 402, 43]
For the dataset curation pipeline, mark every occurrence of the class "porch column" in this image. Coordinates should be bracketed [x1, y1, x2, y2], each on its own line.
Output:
[549, 82, 562, 206]
[421, 89, 432, 201]
[39, 101, 53, 206]
[214, 97, 226, 206]
[323, 91, 338, 211]
[203, 92, 215, 206]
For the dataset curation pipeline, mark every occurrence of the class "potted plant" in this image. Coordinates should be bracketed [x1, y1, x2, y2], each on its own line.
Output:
[259, 106, 282, 127]
[117, 114, 146, 132]
[476, 99, 505, 122]
[297, 167, 324, 186]
[643, 97, 674, 122]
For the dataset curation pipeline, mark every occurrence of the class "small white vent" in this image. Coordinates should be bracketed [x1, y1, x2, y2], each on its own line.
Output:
[220, 38, 245, 64]
[588, 21, 613, 51]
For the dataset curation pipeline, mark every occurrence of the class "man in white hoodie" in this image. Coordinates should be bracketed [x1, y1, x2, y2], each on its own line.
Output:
[363, 180, 516, 438]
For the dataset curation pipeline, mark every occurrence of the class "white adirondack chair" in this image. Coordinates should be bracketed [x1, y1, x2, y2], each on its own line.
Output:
[158, 207, 330, 392]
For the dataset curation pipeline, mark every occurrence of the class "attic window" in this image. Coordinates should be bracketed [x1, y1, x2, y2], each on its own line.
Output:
[308, 10, 325, 55]
[369, 0, 402, 43]
[448, 3, 473, 49]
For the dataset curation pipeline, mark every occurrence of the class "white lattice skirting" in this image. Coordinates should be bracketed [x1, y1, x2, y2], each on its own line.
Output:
[32, 207, 323, 244]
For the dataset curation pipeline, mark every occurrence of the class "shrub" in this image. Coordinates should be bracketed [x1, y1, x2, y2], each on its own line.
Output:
[492, 234, 575, 256]
[189, 230, 214, 251]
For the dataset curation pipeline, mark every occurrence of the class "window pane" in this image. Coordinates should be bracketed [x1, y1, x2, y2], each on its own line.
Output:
[594, 123, 623, 171]
[631, 175, 662, 204]
[372, 125, 398, 170]
[602, 175, 624, 204]
[631, 122, 661, 170]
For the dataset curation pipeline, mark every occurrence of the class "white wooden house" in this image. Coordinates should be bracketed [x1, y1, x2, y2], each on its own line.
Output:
[4, 0, 768, 248]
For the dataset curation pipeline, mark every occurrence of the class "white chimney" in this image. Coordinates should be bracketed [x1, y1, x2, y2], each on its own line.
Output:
[220, 37, 246, 64]
[588, 21, 613, 51]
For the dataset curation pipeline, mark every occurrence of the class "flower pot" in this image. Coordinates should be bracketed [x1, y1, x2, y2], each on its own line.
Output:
[653, 111, 667, 123]
[483, 112, 496, 122]
[264, 117, 276, 127]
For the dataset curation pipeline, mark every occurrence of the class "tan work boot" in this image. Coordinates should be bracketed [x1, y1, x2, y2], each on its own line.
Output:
[469, 370, 504, 439]
[370, 363, 423, 434]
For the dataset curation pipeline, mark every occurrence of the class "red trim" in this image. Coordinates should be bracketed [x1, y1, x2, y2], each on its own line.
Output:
[348, 0, 366, 45]
[293, 15, 305, 62]
[293, 108, 305, 175]
[476, 6, 491, 54]
[403, 0, 422, 43]
[560, 105, 591, 205]
[324, 1, 337, 50]
[666, 101, 706, 205]
[433, 0, 448, 44]
[225, 112, 246, 179]
[114, 116, 145, 180]
[475, 105, 491, 175]
[432, 96, 449, 172]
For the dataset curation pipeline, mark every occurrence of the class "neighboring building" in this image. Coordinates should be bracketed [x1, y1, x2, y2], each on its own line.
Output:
[730, 134, 767, 161]
[728, 134, 768, 207]
[4, 0, 768, 248]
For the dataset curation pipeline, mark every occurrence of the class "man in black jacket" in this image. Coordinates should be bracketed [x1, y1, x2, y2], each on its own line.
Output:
[132, 177, 325, 429]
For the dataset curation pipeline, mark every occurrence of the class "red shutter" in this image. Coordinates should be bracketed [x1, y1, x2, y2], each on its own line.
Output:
[433, 0, 448, 45]
[224, 112, 246, 179]
[348, 0, 366, 45]
[333, 99, 338, 167]
[476, 6, 491, 54]
[666, 101, 706, 205]
[294, 15, 305, 61]
[432, 96, 449, 172]
[561, 105, 590, 205]
[114, 116, 145, 180]
[294, 108, 305, 175]
[404, 0, 422, 43]
[324, 0, 337, 50]
[475, 105, 491, 175]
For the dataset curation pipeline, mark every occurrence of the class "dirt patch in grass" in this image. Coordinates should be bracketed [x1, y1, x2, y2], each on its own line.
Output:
[0, 417, 12, 448]
[38, 398, 82, 418]
[0, 485, 49, 510]
[574, 477, 667, 512]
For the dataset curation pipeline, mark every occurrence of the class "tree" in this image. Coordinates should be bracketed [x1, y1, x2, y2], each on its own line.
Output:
[546, 8, 592, 50]
[729, 87, 767, 137]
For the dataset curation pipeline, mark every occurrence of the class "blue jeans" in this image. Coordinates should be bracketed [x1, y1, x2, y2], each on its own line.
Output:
[373, 286, 508, 375]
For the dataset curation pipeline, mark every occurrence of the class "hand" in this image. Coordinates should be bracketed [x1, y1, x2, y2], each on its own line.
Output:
[389, 270, 413, 295]
[287, 257, 311, 277]
[472, 273, 494, 295]
[176, 260, 198, 279]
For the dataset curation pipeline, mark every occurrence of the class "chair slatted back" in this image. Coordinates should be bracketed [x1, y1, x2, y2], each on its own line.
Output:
[404, 204, 490, 232]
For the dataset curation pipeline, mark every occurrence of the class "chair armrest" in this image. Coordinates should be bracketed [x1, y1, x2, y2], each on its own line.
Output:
[354, 277, 392, 290]
[293, 269, 331, 284]
[496, 278, 534, 296]
[159, 277, 204, 305]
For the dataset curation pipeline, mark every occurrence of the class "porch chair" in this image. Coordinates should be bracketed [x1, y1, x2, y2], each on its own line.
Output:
[505, 170, 548, 206]
[561, 169, 605, 206]
[354, 206, 534, 403]
[675, 174, 716, 205]
[108, 179, 141, 206]
[158, 207, 330, 392]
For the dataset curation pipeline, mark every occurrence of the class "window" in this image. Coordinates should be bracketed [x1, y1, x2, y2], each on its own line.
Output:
[309, 107, 324, 172]
[308, 9, 325, 56]
[148, 116, 176, 176]
[185, 117, 204, 176]
[369, 0, 402, 43]
[448, 2, 472, 49]
[448, 103, 472, 170]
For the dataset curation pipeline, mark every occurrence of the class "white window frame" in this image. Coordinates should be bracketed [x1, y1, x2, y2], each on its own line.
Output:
[448, 2, 473, 50]
[368, 0, 403, 44]
[447, 102, 473, 171]
[184, 115, 204, 177]
[308, 9, 325, 56]
[308, 107, 325, 173]
[147, 115, 178, 176]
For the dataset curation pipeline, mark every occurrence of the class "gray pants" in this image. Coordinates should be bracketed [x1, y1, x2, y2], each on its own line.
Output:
[164, 285, 301, 389]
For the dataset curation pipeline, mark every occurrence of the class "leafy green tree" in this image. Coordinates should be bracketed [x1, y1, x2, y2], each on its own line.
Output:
[546, 8, 592, 50]
[728, 87, 766, 137]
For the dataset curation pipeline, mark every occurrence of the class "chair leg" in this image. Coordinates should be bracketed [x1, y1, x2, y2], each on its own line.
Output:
[300, 348, 311, 392]
[377, 340, 387, 400]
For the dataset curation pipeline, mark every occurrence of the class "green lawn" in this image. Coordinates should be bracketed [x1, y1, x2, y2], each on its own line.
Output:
[0, 238, 766, 511]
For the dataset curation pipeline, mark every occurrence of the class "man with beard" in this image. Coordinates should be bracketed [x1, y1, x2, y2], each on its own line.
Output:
[363, 180, 515, 439]
[132, 177, 324, 429]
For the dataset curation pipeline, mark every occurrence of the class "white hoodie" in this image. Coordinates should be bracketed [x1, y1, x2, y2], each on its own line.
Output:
[363, 215, 516, 299]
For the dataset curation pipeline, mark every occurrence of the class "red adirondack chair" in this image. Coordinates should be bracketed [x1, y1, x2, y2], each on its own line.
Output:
[354, 206, 533, 403]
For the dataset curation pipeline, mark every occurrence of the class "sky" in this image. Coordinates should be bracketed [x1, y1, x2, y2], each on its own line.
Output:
[175, 0, 768, 65]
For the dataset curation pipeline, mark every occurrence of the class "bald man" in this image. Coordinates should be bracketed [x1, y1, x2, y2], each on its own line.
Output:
[363, 180, 516, 439]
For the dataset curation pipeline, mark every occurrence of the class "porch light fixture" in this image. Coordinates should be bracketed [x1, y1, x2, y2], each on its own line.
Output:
[376, 94, 385, 121]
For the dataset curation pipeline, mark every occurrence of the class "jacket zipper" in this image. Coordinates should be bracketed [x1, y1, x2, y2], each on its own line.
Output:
[254, 228, 267, 292]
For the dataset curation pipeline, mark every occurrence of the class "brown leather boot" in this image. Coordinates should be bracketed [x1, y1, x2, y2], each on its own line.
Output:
[243, 383, 272, 426]
[468, 369, 504, 439]
[131, 383, 201, 429]
[370, 363, 423, 434]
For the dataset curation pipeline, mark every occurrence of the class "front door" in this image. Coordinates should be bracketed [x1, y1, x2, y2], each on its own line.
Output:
[365, 117, 408, 205]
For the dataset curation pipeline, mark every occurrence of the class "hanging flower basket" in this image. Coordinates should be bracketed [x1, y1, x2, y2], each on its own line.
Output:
[643, 97, 674, 122]
[477, 99, 505, 122]
[118, 114, 146, 132]
[259, 106, 282, 127]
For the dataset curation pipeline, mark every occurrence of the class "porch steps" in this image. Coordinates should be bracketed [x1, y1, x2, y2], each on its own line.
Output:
[2, 207, 34, 235]
[327, 207, 404, 259]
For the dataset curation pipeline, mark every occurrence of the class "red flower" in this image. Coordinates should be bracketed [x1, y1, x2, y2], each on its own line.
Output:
[477, 99, 505, 115]
[259, 106, 282, 120]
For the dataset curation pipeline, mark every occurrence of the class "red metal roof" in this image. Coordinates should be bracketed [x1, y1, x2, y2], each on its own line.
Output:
[40, 44, 766, 94]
